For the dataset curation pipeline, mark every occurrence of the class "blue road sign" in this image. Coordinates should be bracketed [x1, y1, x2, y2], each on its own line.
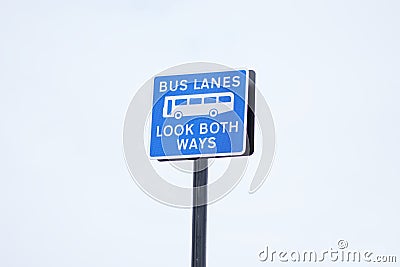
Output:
[149, 69, 255, 160]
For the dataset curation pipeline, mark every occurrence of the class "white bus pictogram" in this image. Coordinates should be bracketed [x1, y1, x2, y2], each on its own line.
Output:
[163, 92, 234, 119]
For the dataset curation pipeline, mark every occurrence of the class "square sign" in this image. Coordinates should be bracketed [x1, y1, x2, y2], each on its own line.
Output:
[149, 69, 255, 160]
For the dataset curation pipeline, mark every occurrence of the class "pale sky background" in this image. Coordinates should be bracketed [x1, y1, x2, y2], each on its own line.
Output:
[1, 0, 399, 266]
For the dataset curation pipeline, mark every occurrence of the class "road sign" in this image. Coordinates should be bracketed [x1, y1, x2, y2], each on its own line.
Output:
[149, 69, 255, 160]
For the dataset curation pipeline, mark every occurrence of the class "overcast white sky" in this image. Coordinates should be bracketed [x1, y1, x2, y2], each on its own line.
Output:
[1, 0, 399, 266]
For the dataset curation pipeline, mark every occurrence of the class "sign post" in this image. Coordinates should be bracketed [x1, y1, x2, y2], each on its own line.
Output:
[149, 69, 255, 266]
[192, 158, 208, 267]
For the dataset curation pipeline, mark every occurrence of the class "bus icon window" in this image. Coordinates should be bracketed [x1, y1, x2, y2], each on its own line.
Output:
[175, 99, 187, 106]
[204, 97, 217, 104]
[163, 92, 234, 119]
[219, 95, 231, 103]
[189, 98, 202, 105]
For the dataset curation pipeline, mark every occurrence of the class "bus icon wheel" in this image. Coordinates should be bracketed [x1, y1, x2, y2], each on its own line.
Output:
[209, 109, 218, 117]
[174, 111, 183, 120]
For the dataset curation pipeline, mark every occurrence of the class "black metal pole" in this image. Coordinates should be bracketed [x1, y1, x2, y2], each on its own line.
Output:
[191, 158, 208, 267]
